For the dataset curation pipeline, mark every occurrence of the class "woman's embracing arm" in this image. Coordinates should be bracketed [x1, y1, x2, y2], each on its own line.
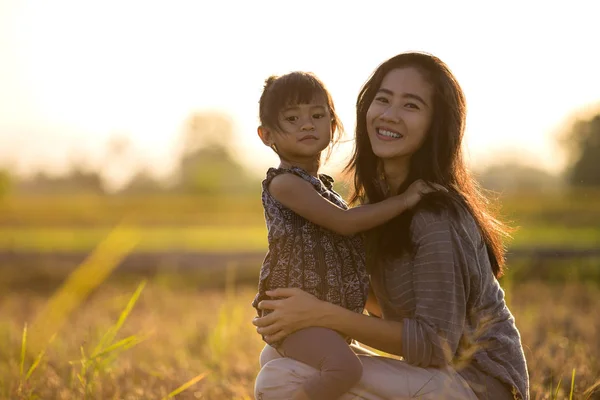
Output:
[253, 288, 405, 357]
[400, 209, 468, 367]
[253, 209, 471, 367]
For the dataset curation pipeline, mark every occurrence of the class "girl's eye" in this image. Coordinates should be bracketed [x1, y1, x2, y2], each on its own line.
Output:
[313, 113, 325, 119]
[375, 96, 389, 104]
[285, 116, 298, 122]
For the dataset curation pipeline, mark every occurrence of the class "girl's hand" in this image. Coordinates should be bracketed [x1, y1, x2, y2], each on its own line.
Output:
[252, 288, 325, 344]
[400, 179, 447, 209]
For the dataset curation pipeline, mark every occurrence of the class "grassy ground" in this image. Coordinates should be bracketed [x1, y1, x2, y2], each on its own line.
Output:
[0, 272, 599, 399]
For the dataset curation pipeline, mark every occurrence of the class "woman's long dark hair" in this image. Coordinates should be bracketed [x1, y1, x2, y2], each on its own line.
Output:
[345, 52, 510, 278]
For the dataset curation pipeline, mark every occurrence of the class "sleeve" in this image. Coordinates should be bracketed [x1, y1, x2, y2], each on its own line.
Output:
[401, 210, 468, 367]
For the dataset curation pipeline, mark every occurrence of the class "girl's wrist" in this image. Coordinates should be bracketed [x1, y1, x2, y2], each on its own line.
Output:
[396, 193, 409, 211]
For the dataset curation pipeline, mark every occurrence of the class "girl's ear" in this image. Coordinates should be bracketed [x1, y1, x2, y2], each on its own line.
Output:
[257, 126, 272, 147]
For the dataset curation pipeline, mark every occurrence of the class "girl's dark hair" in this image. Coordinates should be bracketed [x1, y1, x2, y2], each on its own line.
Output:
[345, 52, 510, 279]
[258, 71, 343, 160]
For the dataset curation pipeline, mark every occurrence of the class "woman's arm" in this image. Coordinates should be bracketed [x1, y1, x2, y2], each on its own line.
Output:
[398, 210, 467, 368]
[254, 287, 405, 356]
[268, 174, 441, 236]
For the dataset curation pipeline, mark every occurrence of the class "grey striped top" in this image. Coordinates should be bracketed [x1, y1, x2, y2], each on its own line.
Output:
[370, 206, 529, 400]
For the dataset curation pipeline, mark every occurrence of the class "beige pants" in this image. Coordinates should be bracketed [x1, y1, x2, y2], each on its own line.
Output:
[255, 344, 478, 400]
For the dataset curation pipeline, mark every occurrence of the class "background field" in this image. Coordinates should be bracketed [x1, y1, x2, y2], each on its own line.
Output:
[1, 190, 599, 399]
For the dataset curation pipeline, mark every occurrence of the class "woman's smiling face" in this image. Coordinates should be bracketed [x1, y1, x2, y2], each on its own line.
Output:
[366, 67, 434, 162]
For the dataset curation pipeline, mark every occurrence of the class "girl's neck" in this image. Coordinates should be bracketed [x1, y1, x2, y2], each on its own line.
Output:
[382, 157, 410, 196]
[279, 158, 321, 177]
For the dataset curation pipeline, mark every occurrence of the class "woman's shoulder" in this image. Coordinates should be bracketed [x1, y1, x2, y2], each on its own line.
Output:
[410, 195, 479, 239]
[409, 196, 453, 226]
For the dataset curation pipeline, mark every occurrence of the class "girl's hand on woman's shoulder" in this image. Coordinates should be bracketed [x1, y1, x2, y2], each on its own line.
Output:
[399, 179, 447, 210]
[252, 288, 325, 344]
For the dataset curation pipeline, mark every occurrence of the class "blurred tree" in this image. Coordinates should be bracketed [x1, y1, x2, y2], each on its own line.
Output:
[16, 167, 104, 195]
[106, 135, 132, 159]
[181, 112, 234, 154]
[120, 169, 164, 194]
[0, 169, 11, 198]
[103, 135, 140, 193]
[562, 114, 600, 187]
[476, 162, 562, 193]
[176, 111, 259, 195]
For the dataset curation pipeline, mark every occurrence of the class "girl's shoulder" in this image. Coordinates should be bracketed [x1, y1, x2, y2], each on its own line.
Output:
[263, 166, 334, 192]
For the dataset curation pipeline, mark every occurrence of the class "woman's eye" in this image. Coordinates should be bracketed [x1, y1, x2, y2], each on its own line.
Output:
[375, 96, 389, 104]
[285, 116, 298, 122]
[405, 103, 420, 110]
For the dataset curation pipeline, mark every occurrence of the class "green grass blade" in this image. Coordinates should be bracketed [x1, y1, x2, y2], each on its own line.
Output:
[28, 223, 139, 356]
[554, 377, 562, 399]
[19, 323, 27, 380]
[25, 347, 46, 381]
[164, 372, 208, 399]
[92, 334, 147, 360]
[569, 369, 576, 400]
[93, 280, 146, 355]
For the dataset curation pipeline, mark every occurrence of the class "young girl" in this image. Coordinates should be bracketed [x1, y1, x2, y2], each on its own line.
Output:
[252, 71, 442, 400]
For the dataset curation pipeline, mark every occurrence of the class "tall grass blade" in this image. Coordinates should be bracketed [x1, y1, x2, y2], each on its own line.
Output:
[93, 280, 146, 356]
[163, 372, 208, 399]
[29, 223, 139, 354]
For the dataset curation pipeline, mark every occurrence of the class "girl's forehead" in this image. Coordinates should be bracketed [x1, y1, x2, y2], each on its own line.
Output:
[282, 95, 328, 109]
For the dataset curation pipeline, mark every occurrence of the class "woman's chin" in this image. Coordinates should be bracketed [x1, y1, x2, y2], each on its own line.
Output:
[372, 148, 406, 161]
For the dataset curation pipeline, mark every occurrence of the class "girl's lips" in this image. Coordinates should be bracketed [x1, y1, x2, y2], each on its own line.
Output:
[299, 135, 318, 141]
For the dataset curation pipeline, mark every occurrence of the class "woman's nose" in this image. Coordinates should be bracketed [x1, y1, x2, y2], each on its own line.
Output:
[380, 106, 402, 123]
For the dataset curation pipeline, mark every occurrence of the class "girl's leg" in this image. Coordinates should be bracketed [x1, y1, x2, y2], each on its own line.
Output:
[277, 327, 363, 400]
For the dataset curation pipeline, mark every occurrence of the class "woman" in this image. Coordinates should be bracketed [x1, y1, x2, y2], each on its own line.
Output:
[252, 52, 529, 400]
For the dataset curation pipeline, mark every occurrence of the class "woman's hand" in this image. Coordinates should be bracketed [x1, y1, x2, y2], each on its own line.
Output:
[252, 288, 326, 344]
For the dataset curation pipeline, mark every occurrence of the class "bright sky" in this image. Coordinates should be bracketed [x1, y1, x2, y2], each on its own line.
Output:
[1, 0, 599, 188]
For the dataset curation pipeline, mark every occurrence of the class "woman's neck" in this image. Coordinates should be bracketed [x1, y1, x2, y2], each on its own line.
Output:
[382, 158, 410, 196]
[279, 158, 320, 177]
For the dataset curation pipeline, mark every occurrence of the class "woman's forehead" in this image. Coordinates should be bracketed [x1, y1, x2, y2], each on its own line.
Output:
[380, 67, 432, 93]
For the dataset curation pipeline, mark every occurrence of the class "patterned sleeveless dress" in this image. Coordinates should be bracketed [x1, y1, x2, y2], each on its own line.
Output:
[252, 167, 369, 319]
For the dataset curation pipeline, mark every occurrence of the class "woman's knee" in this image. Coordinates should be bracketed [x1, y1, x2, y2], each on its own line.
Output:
[259, 344, 282, 367]
[254, 358, 315, 399]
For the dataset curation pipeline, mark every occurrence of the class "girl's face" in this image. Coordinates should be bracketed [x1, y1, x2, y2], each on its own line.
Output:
[258, 97, 333, 162]
[366, 67, 434, 162]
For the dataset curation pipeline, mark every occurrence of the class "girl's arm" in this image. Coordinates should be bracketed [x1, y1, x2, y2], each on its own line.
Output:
[268, 173, 442, 236]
